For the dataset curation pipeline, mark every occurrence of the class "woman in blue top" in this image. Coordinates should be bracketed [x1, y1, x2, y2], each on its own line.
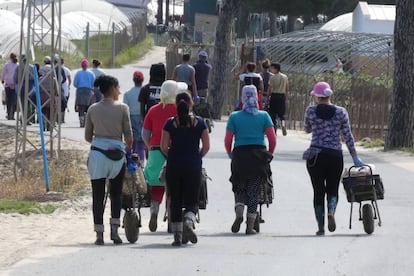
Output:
[225, 85, 276, 235]
[161, 91, 210, 246]
[74, 59, 95, 127]
[123, 70, 145, 163]
[304, 81, 363, 235]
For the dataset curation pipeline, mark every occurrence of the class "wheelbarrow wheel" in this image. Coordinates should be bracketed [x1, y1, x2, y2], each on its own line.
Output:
[123, 209, 140, 243]
[362, 203, 374, 234]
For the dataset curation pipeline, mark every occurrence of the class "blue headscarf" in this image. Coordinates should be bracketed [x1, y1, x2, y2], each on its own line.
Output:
[241, 85, 258, 115]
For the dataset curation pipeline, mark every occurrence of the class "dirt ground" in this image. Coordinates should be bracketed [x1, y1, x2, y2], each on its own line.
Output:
[0, 124, 93, 270]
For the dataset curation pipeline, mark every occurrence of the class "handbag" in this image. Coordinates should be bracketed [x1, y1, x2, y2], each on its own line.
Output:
[302, 146, 322, 160]
[91, 146, 125, 161]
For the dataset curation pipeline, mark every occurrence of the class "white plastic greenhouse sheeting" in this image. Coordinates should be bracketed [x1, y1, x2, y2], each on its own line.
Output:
[55, 0, 132, 39]
[0, 9, 22, 58]
[320, 13, 352, 32]
[0, 0, 21, 13]
[106, 0, 150, 8]
[0, 10, 78, 59]
[0, 0, 134, 57]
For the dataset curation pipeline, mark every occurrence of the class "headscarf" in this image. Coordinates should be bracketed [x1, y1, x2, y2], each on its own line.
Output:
[176, 82, 188, 93]
[241, 85, 258, 115]
[160, 80, 178, 106]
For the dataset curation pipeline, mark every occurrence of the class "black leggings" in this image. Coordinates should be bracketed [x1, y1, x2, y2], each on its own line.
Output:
[166, 166, 201, 223]
[306, 152, 343, 207]
[91, 164, 125, 225]
[268, 93, 286, 122]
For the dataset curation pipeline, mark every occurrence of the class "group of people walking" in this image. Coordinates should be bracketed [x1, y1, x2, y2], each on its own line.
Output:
[76, 53, 364, 246]
[238, 59, 289, 136]
[1, 52, 72, 129]
[85, 52, 212, 246]
[2, 50, 366, 244]
[0, 52, 113, 130]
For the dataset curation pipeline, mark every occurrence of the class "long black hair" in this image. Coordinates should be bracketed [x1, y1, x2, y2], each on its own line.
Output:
[94, 75, 119, 96]
[175, 92, 193, 127]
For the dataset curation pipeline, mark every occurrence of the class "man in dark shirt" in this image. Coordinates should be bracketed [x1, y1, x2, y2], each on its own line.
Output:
[193, 50, 212, 103]
[138, 63, 166, 118]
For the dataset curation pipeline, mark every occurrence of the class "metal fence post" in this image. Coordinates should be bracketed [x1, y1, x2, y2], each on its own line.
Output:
[85, 22, 90, 58]
[112, 22, 115, 67]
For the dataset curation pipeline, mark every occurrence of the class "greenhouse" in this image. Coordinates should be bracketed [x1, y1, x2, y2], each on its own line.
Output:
[259, 30, 394, 140]
[260, 30, 393, 77]
[0, 0, 143, 58]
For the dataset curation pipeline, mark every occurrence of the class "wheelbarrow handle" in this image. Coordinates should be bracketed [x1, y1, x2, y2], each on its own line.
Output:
[347, 164, 373, 177]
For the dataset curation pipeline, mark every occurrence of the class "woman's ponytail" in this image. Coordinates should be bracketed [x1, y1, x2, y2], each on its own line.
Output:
[175, 92, 193, 127]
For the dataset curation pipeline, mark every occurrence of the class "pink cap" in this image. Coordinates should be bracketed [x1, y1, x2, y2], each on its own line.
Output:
[133, 70, 144, 80]
[81, 58, 89, 68]
[310, 82, 333, 97]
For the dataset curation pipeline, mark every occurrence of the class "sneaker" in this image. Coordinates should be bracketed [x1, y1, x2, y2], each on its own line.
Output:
[328, 213, 336, 232]
[282, 126, 287, 136]
[231, 217, 243, 233]
[183, 220, 197, 244]
[149, 214, 157, 232]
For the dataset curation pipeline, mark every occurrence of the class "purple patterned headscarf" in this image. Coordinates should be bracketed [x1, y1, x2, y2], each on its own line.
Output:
[241, 85, 258, 115]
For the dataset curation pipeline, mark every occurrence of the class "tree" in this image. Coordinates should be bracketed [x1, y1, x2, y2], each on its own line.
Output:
[386, 0, 414, 149]
[210, 0, 243, 119]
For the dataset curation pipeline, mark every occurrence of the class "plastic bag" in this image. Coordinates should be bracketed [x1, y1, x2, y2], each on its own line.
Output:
[124, 152, 147, 195]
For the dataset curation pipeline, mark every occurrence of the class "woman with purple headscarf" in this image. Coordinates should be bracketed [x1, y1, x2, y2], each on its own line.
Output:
[224, 85, 276, 235]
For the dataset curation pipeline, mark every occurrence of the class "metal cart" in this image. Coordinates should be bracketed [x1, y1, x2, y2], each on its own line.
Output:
[342, 165, 384, 234]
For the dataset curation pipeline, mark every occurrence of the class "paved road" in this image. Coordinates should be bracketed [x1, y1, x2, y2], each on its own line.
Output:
[2, 48, 414, 275]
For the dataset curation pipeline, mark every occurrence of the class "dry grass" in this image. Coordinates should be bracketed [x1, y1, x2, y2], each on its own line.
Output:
[0, 125, 90, 202]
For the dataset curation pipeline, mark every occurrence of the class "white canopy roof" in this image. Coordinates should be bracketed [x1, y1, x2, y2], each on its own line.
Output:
[320, 1, 395, 35]
[0, 9, 23, 58]
[46, 0, 132, 39]
[0, 0, 138, 57]
[320, 13, 352, 32]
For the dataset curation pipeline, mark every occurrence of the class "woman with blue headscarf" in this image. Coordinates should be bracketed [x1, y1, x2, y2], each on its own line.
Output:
[224, 85, 276, 235]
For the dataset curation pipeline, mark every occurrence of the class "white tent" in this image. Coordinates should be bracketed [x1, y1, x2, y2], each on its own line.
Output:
[320, 1, 395, 35]
[352, 1, 395, 34]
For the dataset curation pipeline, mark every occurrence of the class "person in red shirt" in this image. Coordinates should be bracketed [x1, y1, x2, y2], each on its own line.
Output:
[142, 80, 179, 232]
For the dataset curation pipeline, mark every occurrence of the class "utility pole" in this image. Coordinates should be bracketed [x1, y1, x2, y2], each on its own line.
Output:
[157, 0, 163, 25]
[165, 0, 170, 26]
[15, 0, 62, 177]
